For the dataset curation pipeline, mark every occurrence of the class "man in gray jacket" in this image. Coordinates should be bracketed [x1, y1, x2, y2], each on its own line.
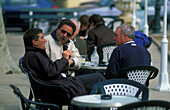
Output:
[45, 19, 82, 71]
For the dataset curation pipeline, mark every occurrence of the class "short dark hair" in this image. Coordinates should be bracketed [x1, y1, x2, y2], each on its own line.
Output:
[23, 28, 42, 48]
[57, 19, 76, 35]
[89, 14, 104, 26]
[78, 15, 89, 27]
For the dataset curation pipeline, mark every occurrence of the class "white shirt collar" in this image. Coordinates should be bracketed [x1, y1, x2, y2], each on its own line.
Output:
[124, 41, 135, 44]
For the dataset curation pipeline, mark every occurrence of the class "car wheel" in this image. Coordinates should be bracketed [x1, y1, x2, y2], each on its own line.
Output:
[37, 19, 50, 33]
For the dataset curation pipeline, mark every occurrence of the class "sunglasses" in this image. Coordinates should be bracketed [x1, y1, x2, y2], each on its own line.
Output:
[59, 29, 72, 37]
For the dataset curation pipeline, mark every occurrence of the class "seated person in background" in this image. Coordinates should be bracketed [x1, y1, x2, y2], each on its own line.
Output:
[45, 19, 82, 71]
[78, 14, 90, 40]
[71, 20, 87, 56]
[22, 28, 106, 102]
[134, 31, 152, 49]
[71, 20, 91, 75]
[105, 24, 151, 79]
[86, 14, 115, 61]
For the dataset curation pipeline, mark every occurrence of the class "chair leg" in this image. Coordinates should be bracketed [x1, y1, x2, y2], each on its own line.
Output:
[26, 90, 33, 110]
[68, 104, 74, 110]
[68, 104, 87, 110]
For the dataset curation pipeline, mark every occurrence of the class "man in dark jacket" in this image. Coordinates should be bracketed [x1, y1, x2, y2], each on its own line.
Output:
[22, 28, 106, 103]
[86, 14, 115, 60]
[105, 24, 151, 79]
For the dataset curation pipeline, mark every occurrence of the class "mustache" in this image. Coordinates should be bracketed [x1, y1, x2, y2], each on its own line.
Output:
[61, 36, 66, 40]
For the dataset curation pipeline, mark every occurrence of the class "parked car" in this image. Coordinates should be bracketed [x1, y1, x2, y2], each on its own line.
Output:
[79, 0, 115, 8]
[1, 0, 57, 32]
[76, 0, 121, 17]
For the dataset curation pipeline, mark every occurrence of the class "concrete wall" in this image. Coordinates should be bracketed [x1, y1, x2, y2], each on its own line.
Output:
[53, 0, 80, 8]
[53, 0, 99, 8]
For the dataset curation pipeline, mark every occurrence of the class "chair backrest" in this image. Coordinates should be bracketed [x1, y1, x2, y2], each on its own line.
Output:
[117, 65, 159, 86]
[103, 17, 114, 26]
[9, 84, 60, 110]
[117, 100, 170, 110]
[98, 42, 116, 64]
[19, 57, 35, 101]
[18, 57, 70, 106]
[107, 19, 124, 31]
[90, 79, 149, 100]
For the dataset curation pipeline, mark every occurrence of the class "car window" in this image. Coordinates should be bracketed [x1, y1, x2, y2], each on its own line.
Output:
[99, 0, 111, 6]
[99, 0, 114, 7]
[0, 0, 6, 5]
[10, 0, 37, 5]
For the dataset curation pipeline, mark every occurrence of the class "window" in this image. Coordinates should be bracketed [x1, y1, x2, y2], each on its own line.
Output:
[0, 0, 6, 5]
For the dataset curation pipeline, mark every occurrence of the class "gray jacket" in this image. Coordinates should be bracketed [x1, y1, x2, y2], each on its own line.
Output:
[45, 30, 82, 70]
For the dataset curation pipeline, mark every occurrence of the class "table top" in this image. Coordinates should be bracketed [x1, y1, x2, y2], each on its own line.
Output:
[81, 62, 107, 70]
[71, 94, 139, 108]
[81, 65, 107, 70]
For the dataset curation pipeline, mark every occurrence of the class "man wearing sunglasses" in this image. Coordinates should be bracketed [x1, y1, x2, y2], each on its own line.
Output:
[45, 19, 82, 75]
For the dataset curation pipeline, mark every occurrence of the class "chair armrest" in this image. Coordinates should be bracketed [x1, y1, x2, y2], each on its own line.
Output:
[27, 99, 60, 109]
[149, 71, 158, 79]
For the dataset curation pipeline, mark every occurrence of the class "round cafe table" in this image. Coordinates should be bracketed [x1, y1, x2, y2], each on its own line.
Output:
[79, 62, 107, 74]
[71, 94, 139, 108]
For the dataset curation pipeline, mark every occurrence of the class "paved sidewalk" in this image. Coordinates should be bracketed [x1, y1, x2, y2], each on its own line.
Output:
[0, 31, 170, 110]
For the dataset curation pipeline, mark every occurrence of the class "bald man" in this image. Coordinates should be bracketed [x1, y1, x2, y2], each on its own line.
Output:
[71, 20, 87, 56]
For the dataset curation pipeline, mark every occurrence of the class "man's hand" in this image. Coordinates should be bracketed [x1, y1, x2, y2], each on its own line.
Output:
[62, 50, 72, 60]
[62, 50, 74, 66]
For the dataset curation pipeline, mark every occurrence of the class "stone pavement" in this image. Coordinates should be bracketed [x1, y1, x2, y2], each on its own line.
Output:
[0, 31, 170, 110]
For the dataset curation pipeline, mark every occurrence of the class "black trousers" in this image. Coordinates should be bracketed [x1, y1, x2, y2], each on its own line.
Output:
[75, 73, 106, 93]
